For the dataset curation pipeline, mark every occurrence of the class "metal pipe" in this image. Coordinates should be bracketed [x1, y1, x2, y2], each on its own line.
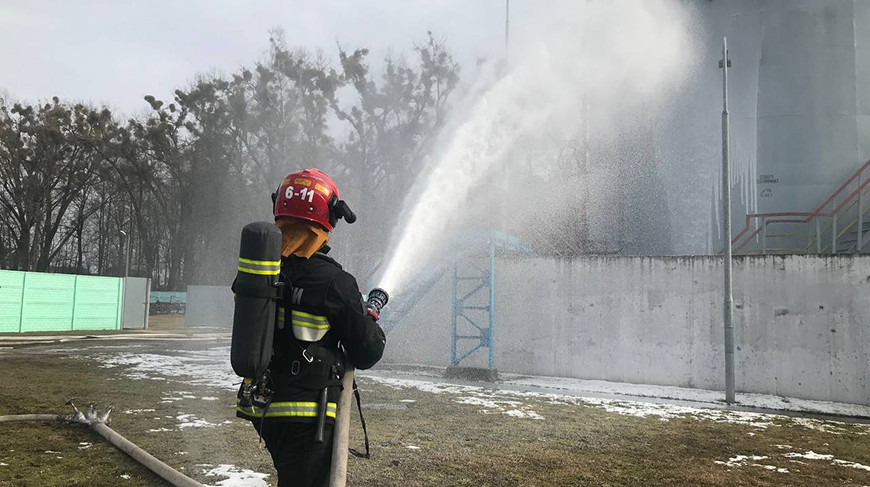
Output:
[761, 217, 767, 254]
[504, 0, 510, 57]
[329, 362, 356, 487]
[488, 237, 495, 370]
[719, 37, 735, 404]
[450, 263, 458, 367]
[859, 173, 864, 252]
[816, 218, 822, 253]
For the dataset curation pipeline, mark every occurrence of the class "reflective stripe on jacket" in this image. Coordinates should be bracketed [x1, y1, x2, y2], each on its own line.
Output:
[277, 307, 331, 342]
[236, 401, 337, 419]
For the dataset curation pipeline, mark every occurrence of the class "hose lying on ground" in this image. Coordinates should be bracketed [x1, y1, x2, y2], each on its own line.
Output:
[0, 403, 205, 487]
[0, 414, 61, 423]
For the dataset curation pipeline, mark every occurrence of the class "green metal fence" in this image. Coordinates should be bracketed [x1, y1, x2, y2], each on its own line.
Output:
[0, 270, 123, 333]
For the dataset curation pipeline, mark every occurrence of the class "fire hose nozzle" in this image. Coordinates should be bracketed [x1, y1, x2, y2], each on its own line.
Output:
[365, 288, 389, 316]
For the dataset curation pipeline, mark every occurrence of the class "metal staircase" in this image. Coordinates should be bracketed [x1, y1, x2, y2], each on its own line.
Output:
[731, 159, 870, 255]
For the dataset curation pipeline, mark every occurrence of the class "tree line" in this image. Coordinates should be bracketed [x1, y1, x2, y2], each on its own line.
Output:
[0, 32, 460, 289]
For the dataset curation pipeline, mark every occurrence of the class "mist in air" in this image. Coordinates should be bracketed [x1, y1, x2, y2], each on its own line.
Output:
[377, 0, 696, 295]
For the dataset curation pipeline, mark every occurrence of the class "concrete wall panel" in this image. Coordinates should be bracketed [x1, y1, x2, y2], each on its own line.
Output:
[383, 255, 870, 405]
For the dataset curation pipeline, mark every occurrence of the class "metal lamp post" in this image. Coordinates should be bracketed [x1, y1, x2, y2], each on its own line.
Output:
[719, 38, 735, 404]
[120, 230, 130, 279]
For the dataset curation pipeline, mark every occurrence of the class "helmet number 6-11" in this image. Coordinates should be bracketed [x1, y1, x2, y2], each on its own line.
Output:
[285, 186, 316, 203]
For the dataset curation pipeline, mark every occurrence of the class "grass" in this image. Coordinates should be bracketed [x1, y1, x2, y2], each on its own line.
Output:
[0, 339, 868, 486]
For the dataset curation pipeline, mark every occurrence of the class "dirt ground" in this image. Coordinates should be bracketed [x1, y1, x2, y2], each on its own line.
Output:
[0, 332, 868, 487]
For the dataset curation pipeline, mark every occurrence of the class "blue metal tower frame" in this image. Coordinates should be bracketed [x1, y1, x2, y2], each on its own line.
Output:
[450, 238, 497, 369]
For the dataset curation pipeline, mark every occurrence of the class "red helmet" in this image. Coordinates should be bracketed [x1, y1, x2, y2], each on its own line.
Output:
[272, 168, 355, 231]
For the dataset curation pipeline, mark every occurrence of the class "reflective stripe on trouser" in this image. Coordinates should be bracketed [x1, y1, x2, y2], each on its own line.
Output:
[236, 401, 337, 419]
[278, 306, 285, 329]
[291, 310, 330, 342]
[237, 257, 280, 276]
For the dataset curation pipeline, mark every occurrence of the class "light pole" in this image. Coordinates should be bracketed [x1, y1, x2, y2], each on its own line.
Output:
[719, 37, 735, 404]
[119, 230, 130, 279]
[505, 0, 510, 56]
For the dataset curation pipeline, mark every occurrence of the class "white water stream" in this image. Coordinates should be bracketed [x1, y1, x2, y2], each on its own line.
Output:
[376, 0, 695, 294]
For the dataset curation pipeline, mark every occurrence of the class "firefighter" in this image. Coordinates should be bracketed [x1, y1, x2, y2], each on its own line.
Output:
[236, 168, 386, 487]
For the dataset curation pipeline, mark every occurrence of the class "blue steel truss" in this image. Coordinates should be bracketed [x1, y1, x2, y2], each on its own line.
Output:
[379, 230, 531, 371]
[450, 238, 496, 369]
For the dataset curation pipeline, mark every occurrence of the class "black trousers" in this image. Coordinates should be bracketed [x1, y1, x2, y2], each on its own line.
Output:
[254, 421, 335, 487]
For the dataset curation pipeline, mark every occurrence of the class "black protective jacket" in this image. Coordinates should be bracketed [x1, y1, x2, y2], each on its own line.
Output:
[238, 250, 385, 424]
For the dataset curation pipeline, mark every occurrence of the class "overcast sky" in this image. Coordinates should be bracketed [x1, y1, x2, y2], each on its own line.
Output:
[0, 1, 564, 116]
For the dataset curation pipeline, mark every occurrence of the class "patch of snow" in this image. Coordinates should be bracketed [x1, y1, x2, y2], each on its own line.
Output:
[176, 413, 218, 429]
[95, 347, 237, 390]
[400, 399, 416, 403]
[120, 474, 131, 480]
[78, 442, 92, 450]
[504, 409, 545, 420]
[175, 452, 189, 455]
[454, 395, 543, 419]
[782, 451, 870, 472]
[44, 451, 60, 454]
[201, 397, 219, 401]
[715, 455, 788, 473]
[492, 373, 870, 419]
[148, 428, 173, 433]
[360, 373, 868, 434]
[406, 445, 421, 450]
[833, 460, 870, 472]
[202, 464, 269, 487]
[125, 409, 156, 414]
[0, 463, 7, 466]
[783, 451, 834, 461]
[774, 445, 792, 450]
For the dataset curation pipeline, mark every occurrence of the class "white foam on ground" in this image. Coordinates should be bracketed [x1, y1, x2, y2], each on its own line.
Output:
[202, 464, 269, 487]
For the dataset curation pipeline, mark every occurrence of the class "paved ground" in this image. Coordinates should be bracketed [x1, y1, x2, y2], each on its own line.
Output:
[0, 327, 869, 486]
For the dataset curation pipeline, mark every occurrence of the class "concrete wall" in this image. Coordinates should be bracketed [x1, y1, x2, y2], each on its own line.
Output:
[185, 285, 232, 327]
[383, 255, 870, 405]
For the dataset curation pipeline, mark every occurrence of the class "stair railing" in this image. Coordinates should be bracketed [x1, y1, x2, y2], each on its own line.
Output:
[728, 159, 870, 255]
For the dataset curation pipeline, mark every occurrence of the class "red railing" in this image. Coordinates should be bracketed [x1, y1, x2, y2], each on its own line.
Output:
[729, 159, 870, 254]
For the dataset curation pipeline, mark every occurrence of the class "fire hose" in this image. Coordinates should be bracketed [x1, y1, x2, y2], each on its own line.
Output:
[0, 400, 205, 487]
